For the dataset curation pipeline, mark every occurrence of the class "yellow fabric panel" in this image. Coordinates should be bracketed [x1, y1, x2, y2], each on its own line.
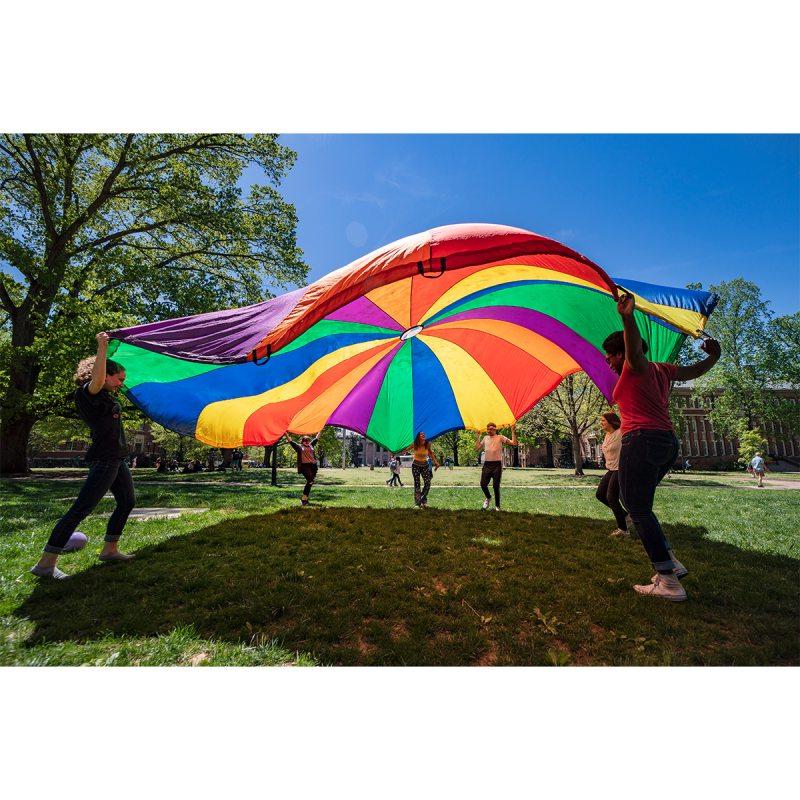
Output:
[631, 298, 708, 336]
[287, 341, 397, 432]
[366, 277, 412, 329]
[420, 264, 603, 323]
[429, 318, 580, 375]
[195, 338, 394, 446]
[419, 333, 514, 429]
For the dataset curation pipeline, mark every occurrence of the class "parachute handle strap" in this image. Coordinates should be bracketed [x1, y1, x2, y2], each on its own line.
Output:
[251, 344, 272, 366]
[417, 257, 446, 279]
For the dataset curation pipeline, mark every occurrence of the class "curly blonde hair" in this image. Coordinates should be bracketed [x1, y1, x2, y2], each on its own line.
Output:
[73, 357, 124, 386]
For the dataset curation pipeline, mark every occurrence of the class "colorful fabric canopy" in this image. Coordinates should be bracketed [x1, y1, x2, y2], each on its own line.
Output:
[109, 223, 717, 451]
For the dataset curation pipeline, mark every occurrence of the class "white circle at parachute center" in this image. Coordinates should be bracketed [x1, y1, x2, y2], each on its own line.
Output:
[400, 325, 424, 341]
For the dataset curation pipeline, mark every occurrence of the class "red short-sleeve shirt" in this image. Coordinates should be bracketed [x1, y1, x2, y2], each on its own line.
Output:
[612, 361, 678, 435]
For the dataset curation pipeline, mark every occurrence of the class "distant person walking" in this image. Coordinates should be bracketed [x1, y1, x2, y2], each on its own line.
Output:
[285, 433, 321, 506]
[604, 293, 720, 601]
[30, 332, 136, 580]
[475, 423, 518, 511]
[387, 454, 403, 487]
[595, 412, 629, 537]
[749, 452, 768, 487]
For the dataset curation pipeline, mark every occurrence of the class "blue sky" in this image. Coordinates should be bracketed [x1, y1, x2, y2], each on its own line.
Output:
[251, 135, 799, 317]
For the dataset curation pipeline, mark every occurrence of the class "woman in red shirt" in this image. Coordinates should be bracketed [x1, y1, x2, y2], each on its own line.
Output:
[603, 294, 720, 601]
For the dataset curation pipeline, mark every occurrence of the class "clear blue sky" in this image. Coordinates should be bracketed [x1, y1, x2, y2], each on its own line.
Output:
[249, 134, 799, 317]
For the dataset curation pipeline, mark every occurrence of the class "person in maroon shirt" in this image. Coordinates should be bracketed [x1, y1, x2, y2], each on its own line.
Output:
[603, 293, 720, 601]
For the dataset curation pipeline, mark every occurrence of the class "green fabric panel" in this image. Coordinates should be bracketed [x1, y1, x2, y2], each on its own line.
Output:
[278, 319, 400, 355]
[635, 317, 685, 363]
[111, 341, 223, 390]
[433, 283, 682, 362]
[367, 340, 414, 451]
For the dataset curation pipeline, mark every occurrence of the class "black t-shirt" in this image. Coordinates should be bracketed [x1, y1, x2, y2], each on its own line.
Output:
[75, 382, 127, 461]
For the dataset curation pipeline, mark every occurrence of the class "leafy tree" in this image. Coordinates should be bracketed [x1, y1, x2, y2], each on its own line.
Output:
[433, 429, 479, 466]
[314, 426, 342, 467]
[736, 425, 768, 469]
[692, 279, 792, 437]
[149, 423, 208, 463]
[0, 134, 306, 474]
[518, 373, 608, 475]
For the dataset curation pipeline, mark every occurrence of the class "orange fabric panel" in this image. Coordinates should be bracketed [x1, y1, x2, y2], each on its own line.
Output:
[422, 326, 569, 418]
[241, 340, 395, 444]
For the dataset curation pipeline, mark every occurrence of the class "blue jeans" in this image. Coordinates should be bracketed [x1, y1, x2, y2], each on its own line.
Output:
[44, 460, 136, 553]
[618, 430, 679, 573]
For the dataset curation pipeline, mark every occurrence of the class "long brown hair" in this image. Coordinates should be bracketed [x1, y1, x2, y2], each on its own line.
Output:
[413, 432, 428, 449]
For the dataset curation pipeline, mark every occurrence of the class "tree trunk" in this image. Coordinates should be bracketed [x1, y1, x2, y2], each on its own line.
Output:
[512, 444, 520, 468]
[571, 432, 584, 476]
[270, 443, 278, 486]
[1, 274, 62, 475]
[545, 440, 554, 468]
[263, 446, 270, 467]
[220, 447, 233, 468]
[0, 412, 37, 474]
[1, 322, 43, 474]
[452, 436, 459, 467]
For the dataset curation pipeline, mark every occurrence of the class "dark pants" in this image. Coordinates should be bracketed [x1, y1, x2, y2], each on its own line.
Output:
[595, 469, 628, 530]
[618, 430, 679, 573]
[45, 459, 136, 554]
[412, 462, 431, 505]
[300, 463, 318, 498]
[388, 472, 402, 486]
[480, 461, 503, 507]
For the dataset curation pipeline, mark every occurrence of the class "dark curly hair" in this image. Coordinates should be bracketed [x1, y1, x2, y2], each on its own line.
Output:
[73, 357, 124, 386]
[602, 331, 648, 356]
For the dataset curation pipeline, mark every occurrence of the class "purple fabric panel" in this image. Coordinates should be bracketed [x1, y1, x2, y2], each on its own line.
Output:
[325, 296, 402, 330]
[431, 306, 617, 400]
[109, 287, 308, 363]
[327, 343, 401, 432]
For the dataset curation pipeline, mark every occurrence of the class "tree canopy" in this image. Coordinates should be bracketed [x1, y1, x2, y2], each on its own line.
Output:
[0, 134, 307, 473]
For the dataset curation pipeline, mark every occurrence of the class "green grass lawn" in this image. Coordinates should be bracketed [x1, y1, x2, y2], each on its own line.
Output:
[1, 468, 798, 666]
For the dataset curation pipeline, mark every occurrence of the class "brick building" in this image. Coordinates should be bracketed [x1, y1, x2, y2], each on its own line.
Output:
[30, 423, 160, 467]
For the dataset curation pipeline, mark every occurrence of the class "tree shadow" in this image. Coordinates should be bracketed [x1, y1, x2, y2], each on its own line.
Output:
[15, 509, 799, 666]
[663, 477, 745, 488]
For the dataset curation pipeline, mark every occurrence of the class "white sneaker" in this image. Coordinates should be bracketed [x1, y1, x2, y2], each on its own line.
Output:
[30, 565, 69, 580]
[608, 528, 629, 538]
[635, 574, 687, 601]
[482, 499, 489, 510]
[493, 506, 500, 512]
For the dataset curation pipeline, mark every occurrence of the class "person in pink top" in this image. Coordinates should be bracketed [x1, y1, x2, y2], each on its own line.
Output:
[603, 293, 720, 601]
[475, 423, 518, 511]
[596, 411, 628, 537]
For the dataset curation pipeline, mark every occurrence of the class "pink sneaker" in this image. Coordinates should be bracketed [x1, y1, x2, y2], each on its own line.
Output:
[635, 574, 687, 601]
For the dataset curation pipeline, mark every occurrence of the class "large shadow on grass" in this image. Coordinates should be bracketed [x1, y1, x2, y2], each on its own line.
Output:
[16, 509, 799, 666]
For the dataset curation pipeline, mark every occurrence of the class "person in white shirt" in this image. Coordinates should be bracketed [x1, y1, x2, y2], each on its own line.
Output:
[749, 452, 768, 487]
[596, 412, 629, 536]
[475, 423, 518, 511]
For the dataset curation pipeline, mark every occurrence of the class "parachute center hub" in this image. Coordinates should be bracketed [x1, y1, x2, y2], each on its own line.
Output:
[400, 325, 424, 341]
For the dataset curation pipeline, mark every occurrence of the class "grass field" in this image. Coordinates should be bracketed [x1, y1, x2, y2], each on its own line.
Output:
[1, 467, 798, 666]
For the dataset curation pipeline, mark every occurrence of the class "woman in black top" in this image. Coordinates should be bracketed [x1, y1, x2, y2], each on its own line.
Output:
[30, 333, 137, 579]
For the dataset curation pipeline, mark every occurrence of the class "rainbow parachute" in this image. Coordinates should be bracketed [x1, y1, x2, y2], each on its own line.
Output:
[109, 223, 717, 451]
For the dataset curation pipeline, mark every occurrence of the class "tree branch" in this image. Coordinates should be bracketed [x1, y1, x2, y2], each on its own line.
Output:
[0, 275, 17, 315]
[22, 135, 57, 241]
